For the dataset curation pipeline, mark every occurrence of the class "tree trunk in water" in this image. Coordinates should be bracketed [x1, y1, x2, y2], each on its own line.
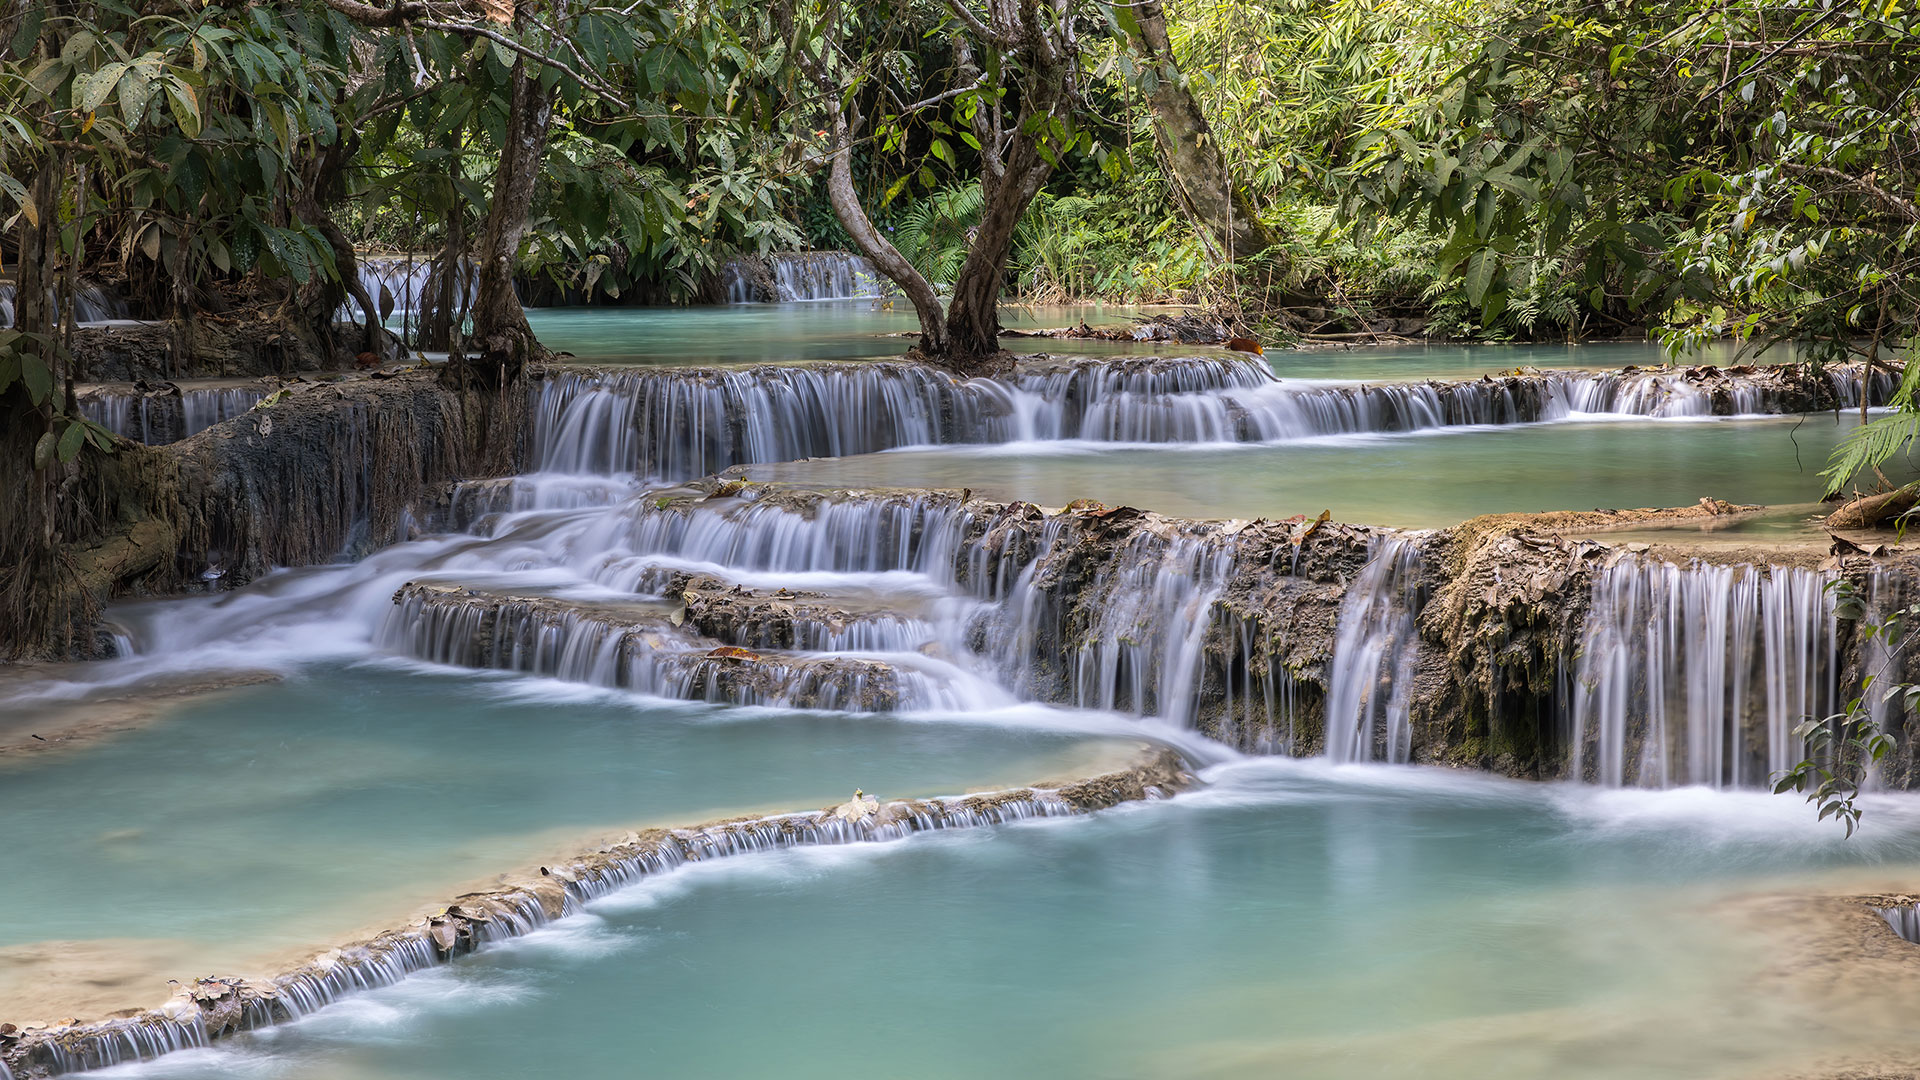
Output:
[943, 140, 1053, 374]
[1124, 0, 1281, 264]
[469, 61, 552, 388]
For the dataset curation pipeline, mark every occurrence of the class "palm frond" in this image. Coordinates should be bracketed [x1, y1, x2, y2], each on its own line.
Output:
[1825, 410, 1920, 494]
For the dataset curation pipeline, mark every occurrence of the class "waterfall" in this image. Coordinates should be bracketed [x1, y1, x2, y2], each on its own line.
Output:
[1323, 536, 1426, 763]
[1569, 558, 1838, 788]
[527, 358, 1893, 481]
[0, 282, 130, 325]
[1065, 531, 1239, 725]
[379, 574, 1006, 713]
[335, 255, 476, 324]
[78, 387, 269, 445]
[530, 364, 999, 477]
[768, 252, 887, 301]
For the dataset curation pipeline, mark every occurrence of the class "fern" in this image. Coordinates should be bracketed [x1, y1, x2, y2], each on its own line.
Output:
[892, 185, 984, 285]
[1824, 410, 1920, 494]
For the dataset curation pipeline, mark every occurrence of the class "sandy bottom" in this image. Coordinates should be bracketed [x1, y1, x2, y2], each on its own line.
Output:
[0, 670, 281, 766]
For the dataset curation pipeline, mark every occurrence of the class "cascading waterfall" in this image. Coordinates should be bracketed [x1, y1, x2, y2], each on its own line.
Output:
[0, 281, 129, 325]
[769, 251, 887, 301]
[1066, 531, 1239, 725]
[376, 583, 977, 711]
[530, 364, 998, 477]
[335, 255, 477, 324]
[1322, 536, 1426, 763]
[527, 357, 1893, 481]
[1569, 558, 1838, 788]
[78, 387, 268, 445]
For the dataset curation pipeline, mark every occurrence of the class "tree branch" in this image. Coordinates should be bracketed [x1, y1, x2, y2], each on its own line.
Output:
[1782, 162, 1920, 223]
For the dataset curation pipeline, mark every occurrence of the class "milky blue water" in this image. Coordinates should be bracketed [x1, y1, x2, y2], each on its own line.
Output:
[752, 411, 1896, 529]
[103, 758, 1920, 1080]
[0, 664, 1141, 1016]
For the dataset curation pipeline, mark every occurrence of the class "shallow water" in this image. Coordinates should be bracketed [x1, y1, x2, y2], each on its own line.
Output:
[524, 301, 1154, 366]
[524, 301, 1799, 380]
[104, 758, 1920, 1080]
[0, 665, 1141, 1017]
[751, 412, 1911, 528]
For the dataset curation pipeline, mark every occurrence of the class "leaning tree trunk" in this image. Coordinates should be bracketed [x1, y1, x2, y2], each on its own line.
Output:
[1124, 0, 1281, 264]
[468, 58, 552, 388]
[298, 134, 385, 360]
[822, 116, 950, 356]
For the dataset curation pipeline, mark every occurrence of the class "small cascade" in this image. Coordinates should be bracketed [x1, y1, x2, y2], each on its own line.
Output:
[717, 260, 765, 303]
[530, 364, 997, 478]
[379, 583, 976, 711]
[336, 255, 477, 323]
[1064, 531, 1239, 725]
[768, 251, 887, 301]
[1323, 536, 1426, 763]
[78, 387, 268, 445]
[605, 491, 980, 585]
[1879, 903, 1920, 944]
[0, 281, 130, 325]
[1569, 558, 1838, 788]
[25, 1016, 209, 1075]
[1210, 607, 1306, 754]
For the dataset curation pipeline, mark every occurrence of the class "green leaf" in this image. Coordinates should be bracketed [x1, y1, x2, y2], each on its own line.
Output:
[33, 431, 56, 469]
[21, 352, 51, 403]
[9, 7, 44, 58]
[56, 421, 85, 462]
[1463, 249, 1496, 306]
[166, 80, 202, 139]
[78, 63, 129, 113]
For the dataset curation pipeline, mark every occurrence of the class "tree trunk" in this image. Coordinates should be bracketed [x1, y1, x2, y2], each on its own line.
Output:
[468, 58, 552, 388]
[822, 118, 949, 356]
[1124, 0, 1281, 264]
[943, 140, 1053, 373]
[1, 161, 80, 658]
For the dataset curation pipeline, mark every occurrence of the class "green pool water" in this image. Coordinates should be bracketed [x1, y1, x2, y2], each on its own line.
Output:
[750, 411, 1910, 529]
[0, 665, 1142, 1019]
[106, 758, 1920, 1080]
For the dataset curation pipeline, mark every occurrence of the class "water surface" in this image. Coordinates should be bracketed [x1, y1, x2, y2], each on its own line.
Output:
[751, 412, 1911, 529]
[0, 665, 1141, 1019]
[107, 758, 1920, 1080]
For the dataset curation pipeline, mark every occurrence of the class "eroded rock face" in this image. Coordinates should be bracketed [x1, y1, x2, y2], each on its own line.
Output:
[387, 482, 1920, 790]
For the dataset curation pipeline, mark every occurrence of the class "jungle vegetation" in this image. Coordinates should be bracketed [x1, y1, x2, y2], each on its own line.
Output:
[2, 0, 1919, 641]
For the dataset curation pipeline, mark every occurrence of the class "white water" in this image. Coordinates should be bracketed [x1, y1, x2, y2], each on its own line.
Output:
[1571, 559, 1838, 787]
[1323, 536, 1427, 763]
[334, 255, 477, 325]
[78, 387, 267, 444]
[528, 357, 1894, 482]
[0, 281, 129, 325]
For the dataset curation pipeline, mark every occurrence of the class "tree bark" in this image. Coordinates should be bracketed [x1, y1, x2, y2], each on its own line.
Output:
[297, 134, 385, 359]
[469, 57, 552, 387]
[1123, 0, 1281, 264]
[943, 139, 1052, 371]
[822, 116, 950, 356]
